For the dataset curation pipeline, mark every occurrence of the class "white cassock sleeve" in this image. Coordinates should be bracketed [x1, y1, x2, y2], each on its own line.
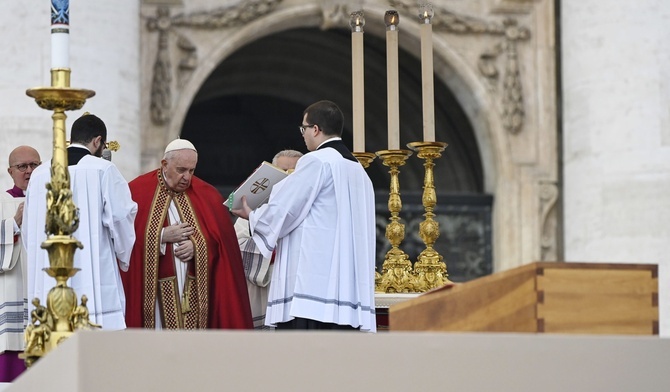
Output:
[0, 218, 19, 272]
[0, 195, 27, 350]
[101, 164, 138, 272]
[248, 155, 325, 259]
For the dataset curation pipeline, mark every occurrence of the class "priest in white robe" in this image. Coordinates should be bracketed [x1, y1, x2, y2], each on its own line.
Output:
[0, 193, 28, 380]
[233, 100, 377, 332]
[23, 114, 137, 330]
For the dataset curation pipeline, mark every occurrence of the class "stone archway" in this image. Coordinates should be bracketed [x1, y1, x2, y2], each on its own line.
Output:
[140, 0, 560, 275]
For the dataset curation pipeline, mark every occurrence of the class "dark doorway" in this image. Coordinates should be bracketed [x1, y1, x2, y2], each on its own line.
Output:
[182, 27, 491, 282]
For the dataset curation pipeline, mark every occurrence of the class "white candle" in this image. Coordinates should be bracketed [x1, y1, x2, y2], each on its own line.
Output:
[419, 4, 435, 142]
[385, 11, 400, 150]
[51, 0, 70, 68]
[350, 12, 366, 152]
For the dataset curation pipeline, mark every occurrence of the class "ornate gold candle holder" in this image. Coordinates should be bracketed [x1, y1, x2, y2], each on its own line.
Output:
[375, 149, 417, 293]
[21, 68, 98, 367]
[407, 141, 452, 292]
[352, 152, 377, 168]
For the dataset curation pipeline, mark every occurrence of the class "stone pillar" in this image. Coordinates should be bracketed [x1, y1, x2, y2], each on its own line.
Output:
[562, 0, 670, 335]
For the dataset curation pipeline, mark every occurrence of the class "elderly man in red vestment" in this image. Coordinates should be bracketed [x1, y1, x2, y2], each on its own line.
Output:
[121, 139, 252, 329]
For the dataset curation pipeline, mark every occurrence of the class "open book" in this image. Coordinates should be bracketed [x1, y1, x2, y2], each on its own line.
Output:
[226, 161, 288, 210]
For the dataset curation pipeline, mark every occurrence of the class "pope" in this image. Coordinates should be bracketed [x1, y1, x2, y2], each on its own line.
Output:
[121, 139, 252, 329]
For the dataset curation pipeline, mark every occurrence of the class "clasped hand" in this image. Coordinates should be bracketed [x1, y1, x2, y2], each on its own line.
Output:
[174, 240, 194, 262]
[163, 223, 195, 261]
[163, 222, 194, 243]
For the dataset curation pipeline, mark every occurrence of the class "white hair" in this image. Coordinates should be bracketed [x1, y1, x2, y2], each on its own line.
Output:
[272, 149, 303, 165]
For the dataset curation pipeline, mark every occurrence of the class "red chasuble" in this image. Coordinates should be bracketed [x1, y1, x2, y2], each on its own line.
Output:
[121, 169, 252, 329]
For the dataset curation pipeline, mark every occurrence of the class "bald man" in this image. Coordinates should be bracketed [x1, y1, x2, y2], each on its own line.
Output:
[6, 146, 41, 198]
[0, 146, 39, 381]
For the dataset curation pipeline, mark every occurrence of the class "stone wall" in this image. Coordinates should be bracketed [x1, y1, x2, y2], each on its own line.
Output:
[562, 0, 670, 335]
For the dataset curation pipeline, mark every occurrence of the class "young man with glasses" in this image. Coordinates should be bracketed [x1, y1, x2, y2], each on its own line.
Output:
[233, 100, 377, 332]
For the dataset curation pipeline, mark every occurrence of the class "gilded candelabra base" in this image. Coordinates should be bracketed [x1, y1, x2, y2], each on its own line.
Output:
[20, 237, 84, 366]
[377, 248, 415, 293]
[413, 249, 452, 292]
[20, 68, 98, 367]
[407, 141, 452, 291]
[352, 152, 377, 168]
[374, 149, 415, 293]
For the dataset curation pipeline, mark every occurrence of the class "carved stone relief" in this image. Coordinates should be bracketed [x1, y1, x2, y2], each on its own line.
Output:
[320, 0, 353, 30]
[539, 180, 559, 261]
[145, 0, 284, 125]
[490, 0, 540, 14]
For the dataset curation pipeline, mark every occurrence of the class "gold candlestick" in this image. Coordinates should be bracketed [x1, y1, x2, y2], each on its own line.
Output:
[21, 68, 97, 367]
[375, 149, 416, 293]
[353, 152, 376, 168]
[407, 141, 452, 292]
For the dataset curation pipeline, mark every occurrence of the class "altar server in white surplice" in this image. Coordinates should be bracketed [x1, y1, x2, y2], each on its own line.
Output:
[23, 113, 137, 330]
[232, 100, 377, 332]
[0, 193, 28, 380]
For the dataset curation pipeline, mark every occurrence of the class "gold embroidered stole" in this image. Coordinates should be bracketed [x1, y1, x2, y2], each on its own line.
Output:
[143, 170, 209, 329]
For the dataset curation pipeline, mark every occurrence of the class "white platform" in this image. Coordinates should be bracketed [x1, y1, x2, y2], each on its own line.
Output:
[7, 330, 670, 391]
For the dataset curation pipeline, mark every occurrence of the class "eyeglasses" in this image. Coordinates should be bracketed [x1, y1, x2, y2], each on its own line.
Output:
[299, 124, 316, 135]
[10, 162, 41, 172]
